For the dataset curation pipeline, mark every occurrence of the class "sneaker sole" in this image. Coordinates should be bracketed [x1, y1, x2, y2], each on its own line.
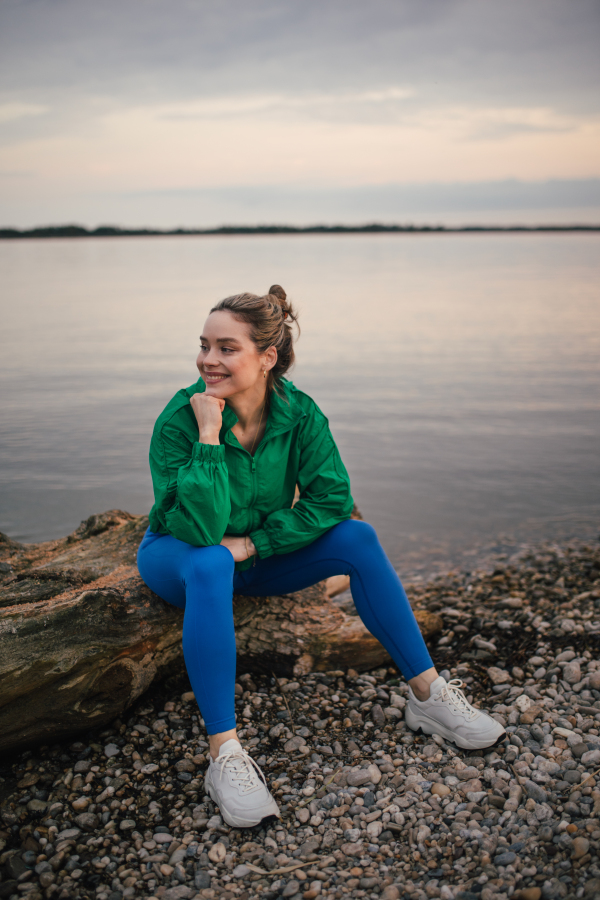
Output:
[405, 706, 506, 750]
[205, 772, 280, 828]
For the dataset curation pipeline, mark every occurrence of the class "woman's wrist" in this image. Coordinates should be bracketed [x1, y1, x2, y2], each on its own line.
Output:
[244, 536, 257, 559]
[198, 429, 220, 445]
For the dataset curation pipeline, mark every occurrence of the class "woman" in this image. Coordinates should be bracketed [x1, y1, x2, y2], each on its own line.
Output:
[137, 285, 504, 829]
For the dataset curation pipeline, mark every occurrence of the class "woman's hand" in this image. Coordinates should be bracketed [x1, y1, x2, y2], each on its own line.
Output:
[220, 535, 256, 562]
[190, 393, 225, 444]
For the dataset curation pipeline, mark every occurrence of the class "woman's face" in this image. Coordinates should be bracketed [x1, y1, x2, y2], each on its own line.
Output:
[196, 310, 273, 399]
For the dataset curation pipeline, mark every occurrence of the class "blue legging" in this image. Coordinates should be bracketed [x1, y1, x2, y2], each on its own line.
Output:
[137, 519, 433, 734]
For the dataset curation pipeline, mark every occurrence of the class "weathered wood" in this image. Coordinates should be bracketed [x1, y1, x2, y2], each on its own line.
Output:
[0, 511, 442, 753]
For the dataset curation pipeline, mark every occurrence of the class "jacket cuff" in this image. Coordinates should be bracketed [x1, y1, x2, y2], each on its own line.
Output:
[249, 527, 274, 559]
[192, 442, 224, 460]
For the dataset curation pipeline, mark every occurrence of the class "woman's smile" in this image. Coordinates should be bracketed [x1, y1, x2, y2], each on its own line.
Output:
[203, 372, 230, 383]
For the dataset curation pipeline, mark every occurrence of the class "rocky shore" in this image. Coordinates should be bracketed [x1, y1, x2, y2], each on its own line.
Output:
[1, 536, 599, 900]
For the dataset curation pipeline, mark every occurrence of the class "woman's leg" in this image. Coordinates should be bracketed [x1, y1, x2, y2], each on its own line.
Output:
[235, 518, 433, 682]
[137, 529, 238, 750]
[137, 529, 280, 827]
[237, 519, 505, 749]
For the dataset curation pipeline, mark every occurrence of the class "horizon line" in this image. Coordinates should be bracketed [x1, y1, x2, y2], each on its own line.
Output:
[2, 222, 600, 239]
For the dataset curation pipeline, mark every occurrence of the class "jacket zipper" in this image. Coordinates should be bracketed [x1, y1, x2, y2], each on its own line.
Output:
[248, 454, 257, 533]
[249, 455, 258, 564]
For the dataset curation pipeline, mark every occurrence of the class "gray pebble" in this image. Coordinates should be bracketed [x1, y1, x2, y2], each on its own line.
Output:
[571, 742, 590, 758]
[563, 661, 581, 684]
[525, 779, 548, 803]
[581, 748, 600, 766]
[232, 864, 251, 877]
[194, 869, 211, 889]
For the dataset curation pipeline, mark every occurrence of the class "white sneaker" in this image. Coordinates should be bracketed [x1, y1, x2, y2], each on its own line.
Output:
[205, 739, 280, 828]
[405, 676, 506, 750]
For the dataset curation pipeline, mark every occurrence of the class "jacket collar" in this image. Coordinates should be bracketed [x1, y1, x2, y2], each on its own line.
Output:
[194, 377, 305, 445]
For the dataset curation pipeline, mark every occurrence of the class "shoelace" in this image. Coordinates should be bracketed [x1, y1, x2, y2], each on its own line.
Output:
[435, 679, 478, 720]
[214, 747, 267, 794]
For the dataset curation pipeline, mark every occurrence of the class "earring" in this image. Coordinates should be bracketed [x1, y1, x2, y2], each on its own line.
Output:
[263, 370, 266, 378]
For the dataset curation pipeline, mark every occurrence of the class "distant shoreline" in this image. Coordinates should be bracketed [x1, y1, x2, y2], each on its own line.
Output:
[1, 223, 600, 239]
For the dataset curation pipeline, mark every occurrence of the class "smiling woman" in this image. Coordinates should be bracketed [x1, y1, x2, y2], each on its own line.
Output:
[136, 283, 505, 830]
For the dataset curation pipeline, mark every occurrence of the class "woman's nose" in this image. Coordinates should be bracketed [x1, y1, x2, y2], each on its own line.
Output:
[203, 347, 219, 366]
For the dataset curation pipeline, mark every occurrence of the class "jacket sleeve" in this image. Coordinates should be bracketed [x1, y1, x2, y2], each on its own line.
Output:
[249, 410, 354, 558]
[150, 423, 231, 546]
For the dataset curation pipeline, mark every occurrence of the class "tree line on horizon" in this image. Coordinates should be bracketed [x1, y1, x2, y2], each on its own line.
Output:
[1, 223, 598, 239]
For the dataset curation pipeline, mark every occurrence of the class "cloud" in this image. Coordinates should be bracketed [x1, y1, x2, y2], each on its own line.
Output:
[422, 106, 581, 142]
[1, 0, 599, 112]
[0, 103, 49, 124]
[157, 87, 415, 121]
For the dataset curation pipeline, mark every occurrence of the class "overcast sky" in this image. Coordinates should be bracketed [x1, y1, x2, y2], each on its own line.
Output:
[1, 0, 599, 227]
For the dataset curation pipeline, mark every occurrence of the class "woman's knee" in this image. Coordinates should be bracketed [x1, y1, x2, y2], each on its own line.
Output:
[330, 518, 380, 552]
[184, 543, 235, 587]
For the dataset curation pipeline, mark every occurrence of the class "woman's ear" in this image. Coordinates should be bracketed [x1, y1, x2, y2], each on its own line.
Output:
[263, 345, 278, 371]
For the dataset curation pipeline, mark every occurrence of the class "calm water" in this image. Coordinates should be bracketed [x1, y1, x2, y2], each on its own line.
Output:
[1, 234, 599, 575]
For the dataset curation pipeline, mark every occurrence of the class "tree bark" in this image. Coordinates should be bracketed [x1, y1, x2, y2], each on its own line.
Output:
[0, 511, 442, 753]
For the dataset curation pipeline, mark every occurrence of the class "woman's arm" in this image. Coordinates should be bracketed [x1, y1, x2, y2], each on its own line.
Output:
[249, 408, 354, 558]
[149, 423, 232, 546]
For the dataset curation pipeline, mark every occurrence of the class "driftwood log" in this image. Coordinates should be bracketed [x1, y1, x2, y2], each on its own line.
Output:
[0, 510, 442, 754]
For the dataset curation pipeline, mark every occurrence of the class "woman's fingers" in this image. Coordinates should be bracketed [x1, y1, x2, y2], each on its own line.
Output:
[190, 393, 224, 442]
[190, 393, 224, 420]
[220, 535, 255, 562]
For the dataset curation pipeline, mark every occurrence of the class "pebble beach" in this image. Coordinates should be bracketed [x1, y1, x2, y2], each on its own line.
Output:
[1, 536, 599, 900]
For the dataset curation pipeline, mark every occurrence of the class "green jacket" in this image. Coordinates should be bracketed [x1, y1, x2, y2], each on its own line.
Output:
[148, 376, 354, 571]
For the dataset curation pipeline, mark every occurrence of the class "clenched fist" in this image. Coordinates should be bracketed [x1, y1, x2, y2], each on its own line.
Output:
[190, 393, 225, 445]
[220, 535, 256, 562]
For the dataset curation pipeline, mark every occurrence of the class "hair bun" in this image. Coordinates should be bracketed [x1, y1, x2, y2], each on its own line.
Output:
[268, 284, 287, 302]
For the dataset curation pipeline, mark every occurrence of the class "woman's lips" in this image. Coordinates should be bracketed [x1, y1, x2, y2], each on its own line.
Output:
[204, 373, 230, 383]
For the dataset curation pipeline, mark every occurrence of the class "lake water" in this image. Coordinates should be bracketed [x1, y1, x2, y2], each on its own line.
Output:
[1, 233, 599, 578]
